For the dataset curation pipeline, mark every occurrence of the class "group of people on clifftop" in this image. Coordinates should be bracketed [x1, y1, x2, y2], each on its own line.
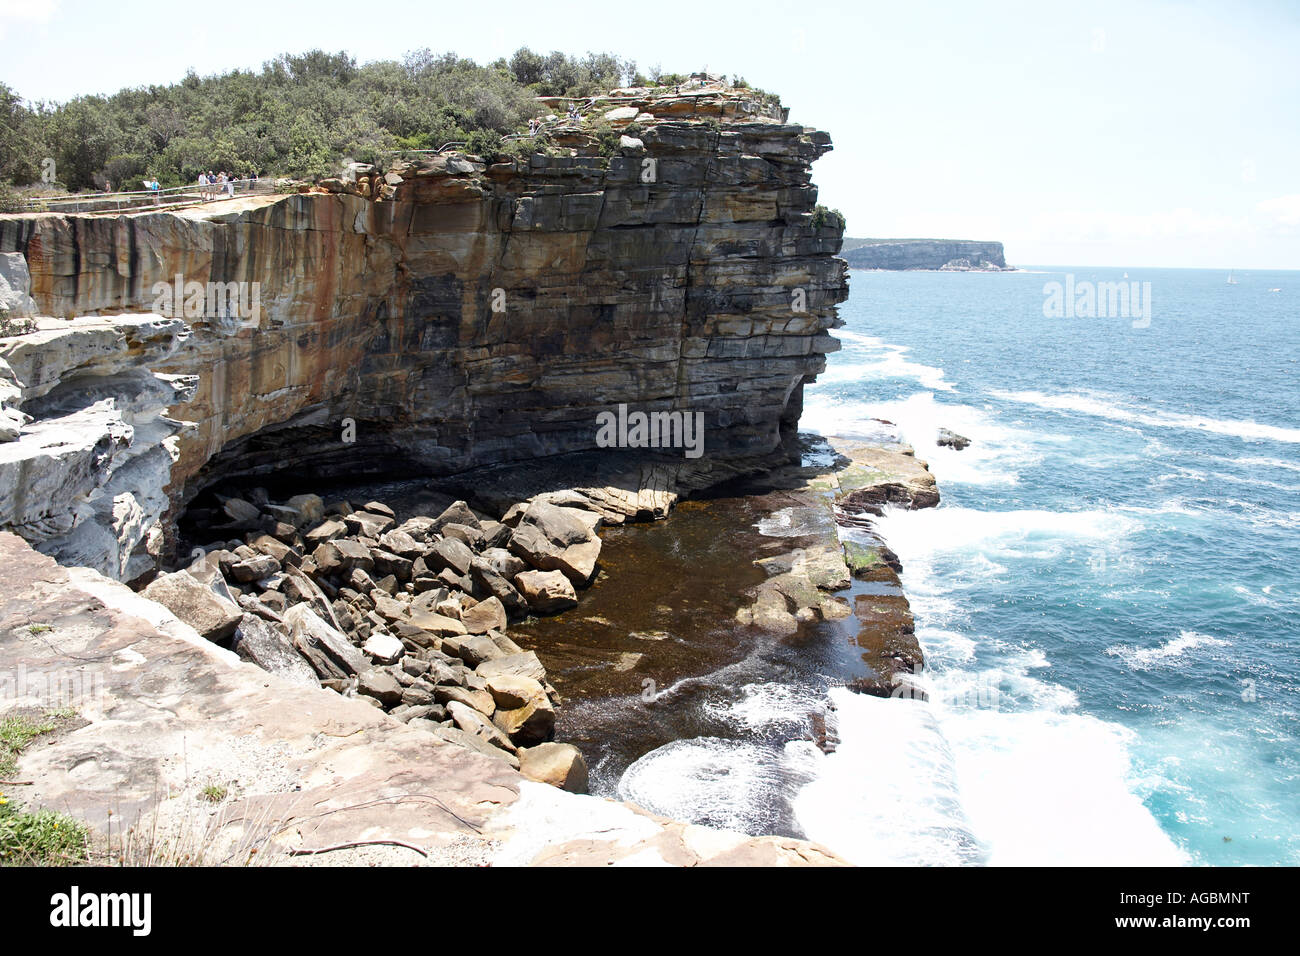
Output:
[197, 170, 258, 200]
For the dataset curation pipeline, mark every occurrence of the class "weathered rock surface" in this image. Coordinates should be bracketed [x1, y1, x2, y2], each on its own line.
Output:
[937, 427, 971, 450]
[513, 568, 578, 613]
[230, 612, 320, 686]
[508, 501, 603, 585]
[518, 743, 589, 793]
[0, 315, 195, 580]
[141, 569, 241, 641]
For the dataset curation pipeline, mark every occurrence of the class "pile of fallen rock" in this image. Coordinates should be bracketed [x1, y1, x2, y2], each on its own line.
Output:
[140, 491, 603, 792]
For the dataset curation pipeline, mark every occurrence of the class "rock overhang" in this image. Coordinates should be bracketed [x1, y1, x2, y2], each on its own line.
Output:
[0, 83, 847, 580]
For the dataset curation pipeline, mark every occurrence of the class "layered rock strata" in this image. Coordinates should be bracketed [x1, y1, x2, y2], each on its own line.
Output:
[0, 83, 846, 578]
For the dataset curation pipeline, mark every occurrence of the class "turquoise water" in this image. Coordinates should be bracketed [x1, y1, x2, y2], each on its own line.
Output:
[799, 266, 1299, 865]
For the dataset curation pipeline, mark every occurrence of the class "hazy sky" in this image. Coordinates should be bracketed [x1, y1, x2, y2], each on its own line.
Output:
[3, 0, 1297, 268]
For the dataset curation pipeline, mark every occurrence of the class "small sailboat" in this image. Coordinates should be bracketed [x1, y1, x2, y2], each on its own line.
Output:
[1122, 271, 1129, 279]
[1227, 270, 1238, 285]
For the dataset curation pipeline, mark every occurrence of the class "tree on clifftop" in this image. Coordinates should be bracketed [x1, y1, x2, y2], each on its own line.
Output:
[2, 48, 648, 192]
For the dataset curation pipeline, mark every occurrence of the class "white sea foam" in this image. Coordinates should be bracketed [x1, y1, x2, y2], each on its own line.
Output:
[796, 335, 1194, 864]
[940, 708, 1189, 866]
[704, 682, 824, 734]
[618, 737, 794, 834]
[991, 388, 1300, 444]
[820, 330, 955, 392]
[803, 390, 1046, 488]
[1232, 455, 1300, 474]
[791, 691, 988, 865]
[874, 505, 1140, 577]
[1105, 630, 1230, 669]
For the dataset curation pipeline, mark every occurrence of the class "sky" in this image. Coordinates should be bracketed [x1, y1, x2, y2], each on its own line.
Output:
[2, 0, 1298, 269]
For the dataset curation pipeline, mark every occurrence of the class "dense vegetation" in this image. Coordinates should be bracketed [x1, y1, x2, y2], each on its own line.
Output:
[0, 48, 667, 193]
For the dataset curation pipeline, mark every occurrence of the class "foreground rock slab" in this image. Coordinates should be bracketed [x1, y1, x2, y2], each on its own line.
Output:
[0, 532, 845, 866]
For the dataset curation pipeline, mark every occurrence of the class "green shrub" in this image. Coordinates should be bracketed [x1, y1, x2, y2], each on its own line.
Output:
[2, 49, 666, 189]
[464, 129, 503, 162]
[0, 182, 22, 213]
[0, 798, 89, 865]
[810, 204, 846, 230]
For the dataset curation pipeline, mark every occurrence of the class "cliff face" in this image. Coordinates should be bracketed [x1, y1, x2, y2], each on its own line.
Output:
[0, 86, 846, 579]
[840, 239, 1008, 271]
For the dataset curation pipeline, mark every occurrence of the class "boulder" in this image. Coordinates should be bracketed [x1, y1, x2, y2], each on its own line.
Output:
[437, 567, 475, 593]
[142, 571, 242, 641]
[220, 497, 261, 524]
[482, 547, 527, 579]
[377, 529, 425, 559]
[446, 701, 515, 753]
[442, 522, 486, 551]
[433, 500, 481, 532]
[426, 536, 475, 576]
[435, 685, 496, 717]
[460, 595, 508, 634]
[492, 691, 555, 745]
[231, 613, 319, 687]
[469, 558, 527, 616]
[519, 743, 589, 793]
[284, 493, 325, 526]
[430, 725, 520, 770]
[370, 548, 413, 581]
[248, 533, 297, 566]
[937, 428, 971, 450]
[443, 632, 506, 667]
[485, 674, 547, 710]
[399, 679, 437, 707]
[508, 501, 602, 585]
[345, 510, 394, 538]
[357, 667, 403, 707]
[332, 538, 376, 571]
[475, 651, 547, 683]
[395, 516, 439, 542]
[406, 607, 467, 636]
[479, 520, 512, 550]
[304, 518, 348, 546]
[735, 587, 798, 635]
[281, 567, 345, 630]
[229, 553, 280, 583]
[285, 604, 368, 678]
[513, 569, 578, 614]
[362, 630, 405, 665]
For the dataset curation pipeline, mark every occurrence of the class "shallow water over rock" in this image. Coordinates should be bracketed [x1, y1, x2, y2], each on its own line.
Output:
[511, 491, 916, 837]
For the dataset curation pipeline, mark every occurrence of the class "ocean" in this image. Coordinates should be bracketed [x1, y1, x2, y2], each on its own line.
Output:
[794, 266, 1300, 865]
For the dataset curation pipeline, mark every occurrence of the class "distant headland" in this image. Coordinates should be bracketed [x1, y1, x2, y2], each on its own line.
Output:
[841, 238, 1013, 271]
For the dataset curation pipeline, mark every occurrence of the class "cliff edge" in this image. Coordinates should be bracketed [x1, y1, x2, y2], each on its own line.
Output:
[0, 82, 847, 581]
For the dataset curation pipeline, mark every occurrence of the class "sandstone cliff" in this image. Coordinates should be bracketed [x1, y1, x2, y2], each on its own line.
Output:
[0, 84, 846, 579]
[840, 238, 1009, 271]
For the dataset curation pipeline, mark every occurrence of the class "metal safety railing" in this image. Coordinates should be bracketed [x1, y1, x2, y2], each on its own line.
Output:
[18, 177, 278, 215]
